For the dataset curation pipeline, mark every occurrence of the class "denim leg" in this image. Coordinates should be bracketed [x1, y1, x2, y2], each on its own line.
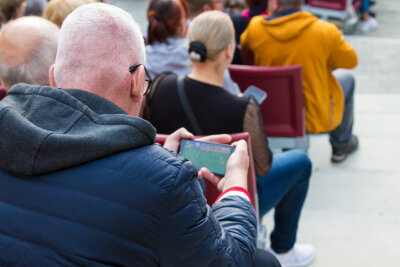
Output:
[256, 150, 312, 252]
[361, 0, 370, 13]
[330, 69, 356, 149]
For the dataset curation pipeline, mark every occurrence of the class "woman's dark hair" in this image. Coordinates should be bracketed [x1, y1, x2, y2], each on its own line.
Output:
[0, 0, 24, 22]
[147, 0, 189, 45]
[245, 0, 268, 17]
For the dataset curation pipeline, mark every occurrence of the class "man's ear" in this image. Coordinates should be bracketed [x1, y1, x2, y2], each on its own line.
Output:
[130, 65, 145, 102]
[49, 65, 56, 87]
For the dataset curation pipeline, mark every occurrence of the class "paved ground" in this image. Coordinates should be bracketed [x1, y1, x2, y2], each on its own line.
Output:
[108, 1, 400, 266]
[108, 0, 148, 33]
[263, 1, 400, 266]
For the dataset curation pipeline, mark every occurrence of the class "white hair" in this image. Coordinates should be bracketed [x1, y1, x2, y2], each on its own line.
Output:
[0, 17, 59, 88]
[54, 3, 145, 89]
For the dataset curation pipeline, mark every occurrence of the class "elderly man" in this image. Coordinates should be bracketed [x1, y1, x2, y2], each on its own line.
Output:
[241, 0, 359, 163]
[0, 3, 279, 266]
[0, 16, 59, 92]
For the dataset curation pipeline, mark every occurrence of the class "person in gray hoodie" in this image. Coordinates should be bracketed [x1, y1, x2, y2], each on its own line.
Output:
[145, 0, 241, 96]
[0, 3, 280, 266]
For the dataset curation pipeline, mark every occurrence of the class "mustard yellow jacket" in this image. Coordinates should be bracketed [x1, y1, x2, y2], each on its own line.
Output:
[240, 11, 358, 133]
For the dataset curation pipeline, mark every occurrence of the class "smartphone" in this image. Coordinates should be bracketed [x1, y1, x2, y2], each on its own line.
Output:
[243, 85, 267, 105]
[179, 139, 235, 176]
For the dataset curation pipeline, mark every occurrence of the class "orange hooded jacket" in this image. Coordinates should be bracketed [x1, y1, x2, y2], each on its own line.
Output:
[240, 11, 358, 133]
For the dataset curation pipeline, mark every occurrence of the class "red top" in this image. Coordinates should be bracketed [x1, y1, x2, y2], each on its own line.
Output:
[0, 86, 6, 101]
[241, 10, 268, 18]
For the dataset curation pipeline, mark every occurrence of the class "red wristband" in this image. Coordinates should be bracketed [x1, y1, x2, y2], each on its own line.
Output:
[215, 187, 252, 204]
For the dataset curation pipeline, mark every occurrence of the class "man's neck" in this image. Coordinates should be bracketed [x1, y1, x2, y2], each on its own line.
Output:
[277, 4, 302, 13]
[267, 5, 302, 21]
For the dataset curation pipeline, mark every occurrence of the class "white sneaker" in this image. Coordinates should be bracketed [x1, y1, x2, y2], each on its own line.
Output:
[267, 244, 315, 267]
[360, 17, 379, 32]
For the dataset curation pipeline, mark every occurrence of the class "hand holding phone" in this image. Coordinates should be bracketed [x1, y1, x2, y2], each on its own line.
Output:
[179, 139, 235, 176]
[223, 140, 249, 191]
[198, 140, 249, 192]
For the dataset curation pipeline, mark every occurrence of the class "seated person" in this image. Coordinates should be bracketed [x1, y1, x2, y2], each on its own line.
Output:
[359, 0, 378, 32]
[242, 0, 269, 19]
[43, 0, 93, 27]
[146, 10, 315, 267]
[0, 3, 279, 266]
[145, 0, 241, 95]
[241, 0, 359, 163]
[227, 0, 270, 64]
[24, 0, 47, 16]
[0, 17, 59, 91]
[224, 0, 246, 13]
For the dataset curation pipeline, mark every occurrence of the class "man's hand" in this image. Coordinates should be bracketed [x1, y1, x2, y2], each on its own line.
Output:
[199, 140, 249, 192]
[196, 134, 232, 144]
[163, 128, 194, 152]
[163, 127, 232, 152]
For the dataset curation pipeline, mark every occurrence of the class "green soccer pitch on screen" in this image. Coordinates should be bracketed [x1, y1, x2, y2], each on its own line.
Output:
[179, 139, 235, 176]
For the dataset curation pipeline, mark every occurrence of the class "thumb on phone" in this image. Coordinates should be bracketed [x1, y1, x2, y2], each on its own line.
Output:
[221, 140, 249, 192]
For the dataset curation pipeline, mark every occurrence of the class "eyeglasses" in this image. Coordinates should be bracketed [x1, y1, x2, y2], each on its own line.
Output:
[129, 64, 153, 95]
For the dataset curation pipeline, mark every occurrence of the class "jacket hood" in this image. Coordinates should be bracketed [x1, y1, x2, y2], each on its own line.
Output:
[145, 38, 192, 78]
[0, 84, 156, 176]
[263, 11, 318, 42]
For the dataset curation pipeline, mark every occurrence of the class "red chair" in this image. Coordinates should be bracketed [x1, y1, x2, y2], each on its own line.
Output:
[307, 0, 347, 10]
[0, 87, 6, 101]
[229, 64, 309, 151]
[303, 0, 359, 33]
[155, 132, 267, 248]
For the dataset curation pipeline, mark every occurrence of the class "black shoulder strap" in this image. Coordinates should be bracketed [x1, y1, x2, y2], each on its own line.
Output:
[177, 76, 203, 135]
[142, 72, 172, 121]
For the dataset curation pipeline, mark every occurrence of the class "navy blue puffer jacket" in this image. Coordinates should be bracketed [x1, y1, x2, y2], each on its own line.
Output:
[0, 85, 257, 266]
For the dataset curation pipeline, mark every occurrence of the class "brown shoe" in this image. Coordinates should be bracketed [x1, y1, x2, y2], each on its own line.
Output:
[331, 135, 359, 163]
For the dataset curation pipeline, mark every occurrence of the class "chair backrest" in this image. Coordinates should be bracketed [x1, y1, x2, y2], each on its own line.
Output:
[0, 88, 6, 101]
[307, 0, 347, 11]
[229, 64, 304, 138]
[155, 132, 257, 209]
[237, 44, 254, 66]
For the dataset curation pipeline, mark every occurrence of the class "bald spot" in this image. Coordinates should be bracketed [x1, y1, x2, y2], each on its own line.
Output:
[0, 17, 54, 66]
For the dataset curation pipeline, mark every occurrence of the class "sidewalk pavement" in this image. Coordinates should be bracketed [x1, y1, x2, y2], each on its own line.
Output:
[263, 94, 400, 267]
[263, 1, 400, 264]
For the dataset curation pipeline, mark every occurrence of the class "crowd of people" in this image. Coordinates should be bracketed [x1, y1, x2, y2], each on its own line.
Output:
[0, 0, 370, 266]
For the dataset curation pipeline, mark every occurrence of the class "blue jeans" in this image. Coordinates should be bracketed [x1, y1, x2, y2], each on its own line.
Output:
[361, 0, 370, 13]
[330, 70, 356, 149]
[257, 150, 312, 253]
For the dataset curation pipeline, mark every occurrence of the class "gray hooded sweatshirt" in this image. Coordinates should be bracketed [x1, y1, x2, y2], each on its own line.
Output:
[0, 84, 156, 175]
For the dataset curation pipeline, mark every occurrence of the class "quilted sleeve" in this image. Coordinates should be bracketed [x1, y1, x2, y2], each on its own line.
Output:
[158, 161, 257, 267]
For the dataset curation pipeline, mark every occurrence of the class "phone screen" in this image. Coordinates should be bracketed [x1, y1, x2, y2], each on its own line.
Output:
[243, 86, 267, 105]
[179, 139, 235, 176]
